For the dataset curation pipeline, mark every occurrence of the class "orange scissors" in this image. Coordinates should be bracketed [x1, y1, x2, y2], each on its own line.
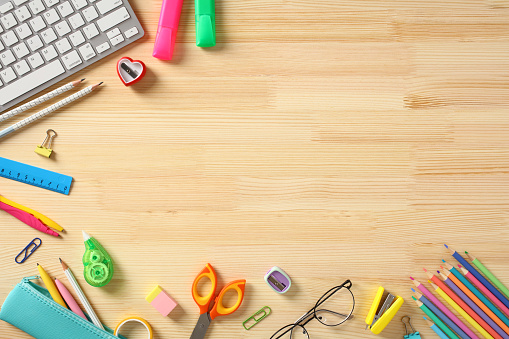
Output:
[190, 263, 246, 339]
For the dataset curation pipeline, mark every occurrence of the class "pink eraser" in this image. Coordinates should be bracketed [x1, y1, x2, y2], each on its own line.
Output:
[146, 285, 178, 316]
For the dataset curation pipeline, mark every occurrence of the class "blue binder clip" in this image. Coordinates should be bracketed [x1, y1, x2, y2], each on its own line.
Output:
[402, 316, 421, 339]
[15, 238, 42, 264]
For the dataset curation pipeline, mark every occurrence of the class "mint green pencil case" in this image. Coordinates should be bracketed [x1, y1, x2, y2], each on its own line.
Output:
[0, 277, 126, 339]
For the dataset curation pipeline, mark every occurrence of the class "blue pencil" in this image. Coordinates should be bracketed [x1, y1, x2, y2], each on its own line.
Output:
[425, 316, 450, 339]
[445, 244, 509, 310]
[412, 289, 469, 339]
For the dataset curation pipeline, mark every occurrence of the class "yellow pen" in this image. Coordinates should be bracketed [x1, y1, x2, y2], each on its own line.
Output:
[0, 195, 63, 232]
[37, 264, 67, 308]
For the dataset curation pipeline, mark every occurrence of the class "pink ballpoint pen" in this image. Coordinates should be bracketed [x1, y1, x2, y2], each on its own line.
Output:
[0, 201, 59, 237]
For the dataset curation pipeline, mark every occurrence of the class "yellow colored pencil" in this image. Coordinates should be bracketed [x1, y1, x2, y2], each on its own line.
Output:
[0, 195, 63, 231]
[37, 264, 67, 308]
[430, 281, 494, 339]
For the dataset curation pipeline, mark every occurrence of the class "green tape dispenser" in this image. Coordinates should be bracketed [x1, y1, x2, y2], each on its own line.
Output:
[82, 231, 114, 287]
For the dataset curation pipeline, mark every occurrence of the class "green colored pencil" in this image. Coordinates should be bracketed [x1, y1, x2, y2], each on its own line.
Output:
[466, 251, 509, 299]
[413, 296, 457, 339]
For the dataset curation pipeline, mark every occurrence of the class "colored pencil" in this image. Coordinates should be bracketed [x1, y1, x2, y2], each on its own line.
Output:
[54, 278, 87, 321]
[445, 245, 509, 310]
[413, 297, 459, 339]
[413, 289, 467, 339]
[60, 258, 104, 330]
[460, 266, 509, 317]
[426, 269, 501, 339]
[424, 316, 450, 339]
[444, 261, 509, 328]
[37, 263, 67, 308]
[411, 277, 479, 339]
[442, 266, 509, 335]
[430, 281, 495, 339]
[438, 271, 508, 339]
[466, 252, 509, 300]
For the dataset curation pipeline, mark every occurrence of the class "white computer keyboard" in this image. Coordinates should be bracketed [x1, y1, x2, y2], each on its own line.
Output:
[0, 0, 143, 113]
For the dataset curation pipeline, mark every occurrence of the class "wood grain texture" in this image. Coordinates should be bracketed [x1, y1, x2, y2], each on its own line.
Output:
[1, 0, 509, 338]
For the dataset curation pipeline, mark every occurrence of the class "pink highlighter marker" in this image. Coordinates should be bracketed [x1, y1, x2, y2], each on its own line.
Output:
[153, 0, 184, 60]
[55, 278, 88, 321]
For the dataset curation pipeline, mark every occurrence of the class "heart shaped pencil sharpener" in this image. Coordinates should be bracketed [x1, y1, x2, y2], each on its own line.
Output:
[117, 57, 146, 86]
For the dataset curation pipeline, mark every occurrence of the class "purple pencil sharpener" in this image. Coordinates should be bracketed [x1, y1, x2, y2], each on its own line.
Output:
[264, 266, 291, 294]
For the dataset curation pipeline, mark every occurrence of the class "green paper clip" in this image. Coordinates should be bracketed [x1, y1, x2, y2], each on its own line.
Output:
[243, 306, 271, 330]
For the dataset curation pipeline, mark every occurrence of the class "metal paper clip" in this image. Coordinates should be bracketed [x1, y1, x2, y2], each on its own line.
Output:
[15, 238, 42, 264]
[402, 316, 421, 339]
[35, 129, 57, 158]
[243, 306, 271, 330]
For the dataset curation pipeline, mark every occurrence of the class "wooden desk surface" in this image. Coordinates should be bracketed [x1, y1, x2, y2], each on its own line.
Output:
[1, 0, 509, 338]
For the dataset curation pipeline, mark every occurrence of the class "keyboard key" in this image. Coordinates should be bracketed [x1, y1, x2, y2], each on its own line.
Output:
[41, 44, 57, 60]
[28, 0, 45, 15]
[68, 12, 84, 29]
[96, 6, 129, 32]
[0, 50, 15, 66]
[0, 25, 3, 34]
[106, 27, 119, 39]
[0, 40, 4, 52]
[27, 34, 43, 51]
[14, 5, 31, 22]
[1, 30, 18, 46]
[82, 5, 97, 22]
[12, 42, 29, 58]
[78, 42, 95, 60]
[83, 22, 98, 39]
[29, 15, 46, 31]
[61, 49, 81, 69]
[0, 2, 14, 14]
[43, 8, 59, 24]
[68, 30, 84, 46]
[14, 22, 32, 39]
[70, 0, 86, 10]
[0, 59, 64, 105]
[56, 0, 72, 17]
[54, 20, 70, 36]
[28, 52, 43, 68]
[124, 26, 138, 39]
[1, 13, 17, 30]
[55, 37, 70, 53]
[109, 33, 123, 46]
[43, 0, 59, 7]
[13, 59, 30, 76]
[41, 27, 56, 43]
[95, 41, 109, 53]
[95, 0, 120, 15]
[0, 66, 16, 83]
[13, 0, 29, 5]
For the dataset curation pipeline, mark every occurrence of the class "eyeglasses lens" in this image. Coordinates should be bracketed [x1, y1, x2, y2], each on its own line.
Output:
[314, 287, 354, 326]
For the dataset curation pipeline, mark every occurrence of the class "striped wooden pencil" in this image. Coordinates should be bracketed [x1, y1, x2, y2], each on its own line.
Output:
[442, 267, 509, 335]
[425, 268, 501, 339]
[424, 316, 450, 339]
[445, 245, 509, 311]
[430, 281, 494, 339]
[443, 261, 509, 328]
[411, 276, 479, 339]
[438, 271, 508, 339]
[465, 252, 509, 300]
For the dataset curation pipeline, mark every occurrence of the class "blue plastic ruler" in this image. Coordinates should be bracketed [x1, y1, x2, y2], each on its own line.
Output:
[0, 157, 73, 195]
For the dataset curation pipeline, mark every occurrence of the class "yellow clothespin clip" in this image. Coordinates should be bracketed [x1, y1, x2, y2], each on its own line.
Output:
[35, 129, 57, 158]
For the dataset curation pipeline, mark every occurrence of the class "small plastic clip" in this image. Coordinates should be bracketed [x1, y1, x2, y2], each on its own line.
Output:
[35, 129, 57, 158]
[15, 238, 42, 264]
[243, 306, 271, 330]
[402, 316, 421, 339]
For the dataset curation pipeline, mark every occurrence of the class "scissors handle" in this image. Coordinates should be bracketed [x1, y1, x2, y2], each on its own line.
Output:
[209, 279, 246, 320]
[192, 263, 218, 315]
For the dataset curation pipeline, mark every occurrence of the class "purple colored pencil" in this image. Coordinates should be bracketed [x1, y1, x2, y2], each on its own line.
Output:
[411, 277, 479, 339]
[412, 288, 470, 339]
[440, 271, 509, 339]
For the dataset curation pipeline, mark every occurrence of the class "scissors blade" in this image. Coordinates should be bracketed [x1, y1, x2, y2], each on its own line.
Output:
[190, 313, 211, 339]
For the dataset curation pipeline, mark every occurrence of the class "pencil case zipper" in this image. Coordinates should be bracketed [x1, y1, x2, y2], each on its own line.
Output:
[19, 276, 120, 339]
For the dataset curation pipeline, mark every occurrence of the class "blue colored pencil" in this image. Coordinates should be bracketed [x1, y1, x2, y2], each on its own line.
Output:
[425, 316, 450, 339]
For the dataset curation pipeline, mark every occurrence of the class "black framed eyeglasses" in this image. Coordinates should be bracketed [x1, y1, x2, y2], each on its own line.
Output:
[270, 280, 355, 339]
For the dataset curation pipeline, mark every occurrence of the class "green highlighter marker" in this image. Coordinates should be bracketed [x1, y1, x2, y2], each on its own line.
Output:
[82, 231, 114, 287]
[195, 0, 216, 47]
